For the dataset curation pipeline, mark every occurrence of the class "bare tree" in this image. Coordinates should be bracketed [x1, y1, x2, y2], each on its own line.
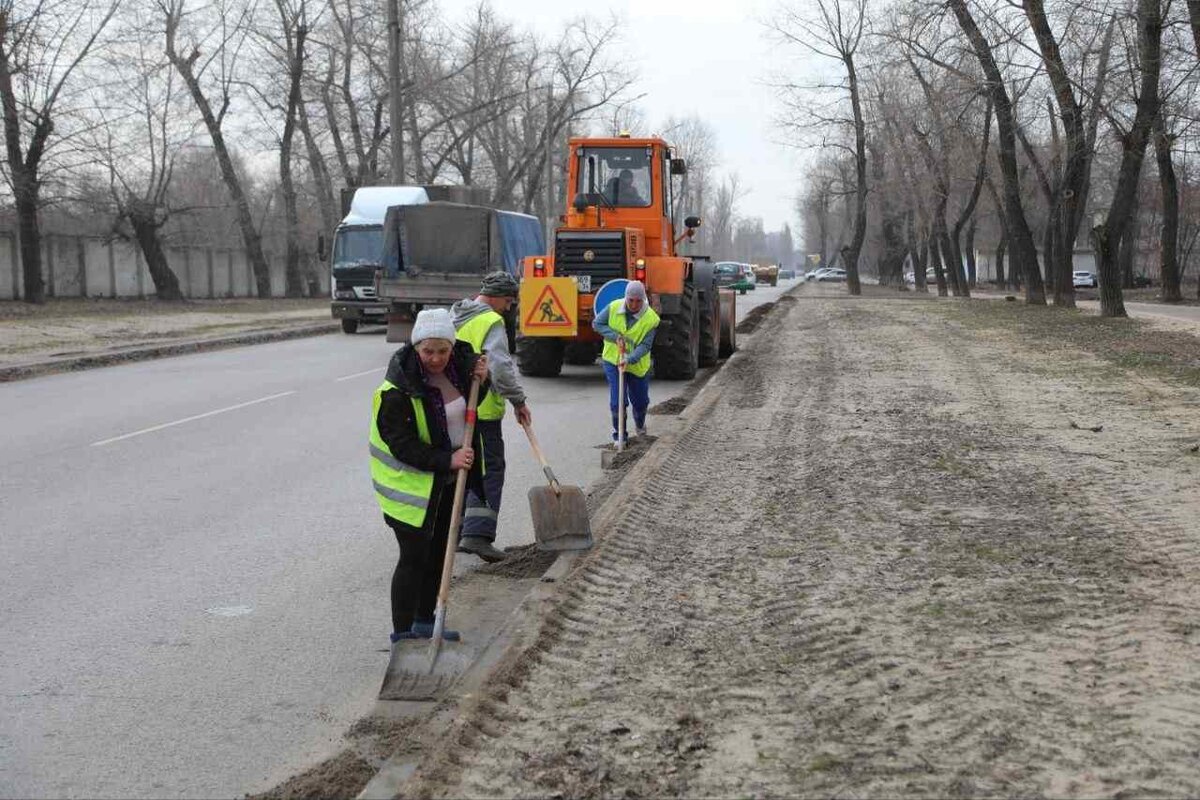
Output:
[774, 0, 868, 295]
[161, 0, 273, 297]
[0, 0, 119, 303]
[1090, 0, 1163, 318]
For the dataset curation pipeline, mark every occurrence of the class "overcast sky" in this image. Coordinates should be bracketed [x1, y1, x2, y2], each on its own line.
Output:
[439, 0, 816, 233]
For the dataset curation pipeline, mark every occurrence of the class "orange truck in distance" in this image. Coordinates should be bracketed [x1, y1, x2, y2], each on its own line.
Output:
[516, 134, 736, 380]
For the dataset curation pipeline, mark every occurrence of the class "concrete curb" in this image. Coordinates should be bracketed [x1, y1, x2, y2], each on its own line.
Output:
[355, 286, 800, 799]
[0, 321, 339, 383]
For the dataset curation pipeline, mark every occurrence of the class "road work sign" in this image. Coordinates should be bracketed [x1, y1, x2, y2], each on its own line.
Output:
[520, 277, 577, 336]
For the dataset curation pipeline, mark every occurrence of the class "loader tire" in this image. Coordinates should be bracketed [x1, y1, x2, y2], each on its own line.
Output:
[564, 341, 600, 366]
[652, 282, 700, 380]
[698, 288, 719, 367]
[517, 336, 564, 377]
[719, 294, 737, 358]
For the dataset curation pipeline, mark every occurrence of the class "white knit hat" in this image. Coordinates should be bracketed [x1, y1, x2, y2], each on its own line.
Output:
[411, 308, 456, 344]
[625, 280, 647, 301]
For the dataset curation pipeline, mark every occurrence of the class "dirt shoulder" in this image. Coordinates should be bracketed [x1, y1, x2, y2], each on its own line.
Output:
[0, 298, 333, 379]
[395, 292, 1200, 798]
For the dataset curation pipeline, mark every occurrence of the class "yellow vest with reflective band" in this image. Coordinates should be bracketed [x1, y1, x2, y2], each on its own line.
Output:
[601, 300, 660, 378]
[370, 380, 436, 527]
[455, 310, 507, 421]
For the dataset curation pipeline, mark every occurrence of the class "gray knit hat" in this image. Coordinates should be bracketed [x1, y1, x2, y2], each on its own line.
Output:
[625, 280, 647, 301]
[480, 271, 519, 297]
[411, 308, 456, 344]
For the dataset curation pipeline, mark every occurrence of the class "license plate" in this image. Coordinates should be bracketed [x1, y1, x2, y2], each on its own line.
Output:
[574, 275, 592, 293]
[362, 306, 388, 315]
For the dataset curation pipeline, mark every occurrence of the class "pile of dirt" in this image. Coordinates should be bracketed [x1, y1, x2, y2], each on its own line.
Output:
[734, 304, 771, 334]
[647, 396, 688, 415]
[477, 543, 557, 578]
[246, 750, 373, 800]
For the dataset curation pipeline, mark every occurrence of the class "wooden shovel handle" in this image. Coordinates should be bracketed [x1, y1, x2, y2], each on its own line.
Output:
[521, 421, 561, 494]
[433, 376, 481, 622]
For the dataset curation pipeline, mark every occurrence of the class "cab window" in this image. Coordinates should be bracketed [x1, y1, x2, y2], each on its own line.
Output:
[575, 147, 652, 208]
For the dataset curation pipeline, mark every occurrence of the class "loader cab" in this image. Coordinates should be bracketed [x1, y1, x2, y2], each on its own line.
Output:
[565, 136, 685, 259]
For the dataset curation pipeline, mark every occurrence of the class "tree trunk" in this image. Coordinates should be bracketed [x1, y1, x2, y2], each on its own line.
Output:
[995, 237, 1006, 288]
[844, 51, 867, 296]
[928, 224, 948, 297]
[129, 207, 183, 301]
[1120, 214, 1137, 289]
[278, 19, 308, 298]
[14, 188, 44, 303]
[1093, 0, 1162, 317]
[949, 0, 1045, 304]
[965, 219, 978, 287]
[1153, 114, 1182, 302]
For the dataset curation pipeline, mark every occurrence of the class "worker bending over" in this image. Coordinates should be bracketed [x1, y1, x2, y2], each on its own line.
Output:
[451, 271, 530, 563]
[592, 280, 660, 443]
[370, 308, 489, 645]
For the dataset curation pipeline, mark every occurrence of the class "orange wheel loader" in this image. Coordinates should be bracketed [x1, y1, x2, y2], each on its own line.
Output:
[516, 134, 736, 380]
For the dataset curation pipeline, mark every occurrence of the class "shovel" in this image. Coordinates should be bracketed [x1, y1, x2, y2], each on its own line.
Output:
[617, 338, 627, 453]
[522, 421, 593, 552]
[380, 376, 481, 701]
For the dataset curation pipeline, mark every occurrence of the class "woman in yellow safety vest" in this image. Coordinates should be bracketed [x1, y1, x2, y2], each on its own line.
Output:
[592, 280, 660, 443]
[370, 307, 489, 645]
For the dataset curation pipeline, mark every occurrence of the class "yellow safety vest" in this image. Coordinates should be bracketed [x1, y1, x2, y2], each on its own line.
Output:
[455, 310, 507, 421]
[370, 380, 436, 527]
[601, 299, 660, 378]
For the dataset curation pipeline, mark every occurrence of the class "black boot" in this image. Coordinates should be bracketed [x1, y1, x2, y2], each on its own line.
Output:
[458, 536, 508, 563]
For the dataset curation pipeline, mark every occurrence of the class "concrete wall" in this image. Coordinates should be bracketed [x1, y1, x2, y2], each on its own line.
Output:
[0, 231, 329, 300]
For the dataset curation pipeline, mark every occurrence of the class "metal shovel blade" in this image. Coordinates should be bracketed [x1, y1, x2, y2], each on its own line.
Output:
[379, 638, 474, 701]
[529, 484, 593, 552]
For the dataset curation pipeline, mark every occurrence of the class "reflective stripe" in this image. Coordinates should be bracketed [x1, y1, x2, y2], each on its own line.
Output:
[601, 300, 660, 378]
[368, 442, 422, 475]
[464, 507, 498, 519]
[372, 480, 431, 510]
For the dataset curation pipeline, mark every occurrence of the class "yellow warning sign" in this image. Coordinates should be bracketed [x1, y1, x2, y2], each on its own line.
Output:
[520, 277, 578, 336]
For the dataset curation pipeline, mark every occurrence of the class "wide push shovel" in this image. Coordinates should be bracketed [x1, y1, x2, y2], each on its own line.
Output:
[380, 376, 481, 701]
[522, 421, 593, 552]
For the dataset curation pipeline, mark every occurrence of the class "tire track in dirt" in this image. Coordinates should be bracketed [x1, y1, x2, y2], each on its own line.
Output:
[403, 297, 1200, 798]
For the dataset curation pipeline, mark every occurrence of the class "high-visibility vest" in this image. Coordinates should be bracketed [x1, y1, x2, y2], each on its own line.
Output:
[455, 310, 507, 421]
[370, 380, 436, 527]
[601, 300, 660, 378]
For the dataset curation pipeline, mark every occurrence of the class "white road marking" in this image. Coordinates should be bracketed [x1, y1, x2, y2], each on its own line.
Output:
[335, 367, 384, 382]
[205, 606, 254, 617]
[91, 391, 296, 447]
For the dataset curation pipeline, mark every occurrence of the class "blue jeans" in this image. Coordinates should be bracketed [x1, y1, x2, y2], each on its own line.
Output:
[603, 361, 650, 439]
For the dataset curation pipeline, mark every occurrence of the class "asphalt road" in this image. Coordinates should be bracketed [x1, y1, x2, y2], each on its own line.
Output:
[0, 279, 796, 799]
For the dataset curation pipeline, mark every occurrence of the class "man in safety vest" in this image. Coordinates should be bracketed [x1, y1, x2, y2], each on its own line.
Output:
[450, 271, 530, 562]
[592, 280, 660, 443]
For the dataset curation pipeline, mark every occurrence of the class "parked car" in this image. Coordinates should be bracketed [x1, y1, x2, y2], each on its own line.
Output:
[1133, 273, 1152, 288]
[779, 269, 796, 280]
[713, 261, 742, 288]
[817, 268, 847, 282]
[1072, 270, 1098, 288]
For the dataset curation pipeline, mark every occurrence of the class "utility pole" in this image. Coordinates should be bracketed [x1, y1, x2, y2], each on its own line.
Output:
[387, 0, 404, 183]
[544, 85, 555, 242]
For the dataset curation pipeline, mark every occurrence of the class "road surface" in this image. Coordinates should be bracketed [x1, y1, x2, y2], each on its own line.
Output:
[0, 279, 794, 798]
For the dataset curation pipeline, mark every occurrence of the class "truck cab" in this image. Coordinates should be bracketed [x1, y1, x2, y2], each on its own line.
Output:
[325, 186, 429, 334]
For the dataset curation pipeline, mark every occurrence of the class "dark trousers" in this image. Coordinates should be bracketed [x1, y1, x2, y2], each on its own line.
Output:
[461, 419, 505, 543]
[603, 361, 650, 437]
[387, 485, 454, 636]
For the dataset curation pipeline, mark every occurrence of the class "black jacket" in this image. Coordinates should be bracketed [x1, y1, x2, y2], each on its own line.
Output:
[375, 342, 487, 532]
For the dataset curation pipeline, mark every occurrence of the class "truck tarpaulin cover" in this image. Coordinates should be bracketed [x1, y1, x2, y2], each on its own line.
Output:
[381, 202, 544, 279]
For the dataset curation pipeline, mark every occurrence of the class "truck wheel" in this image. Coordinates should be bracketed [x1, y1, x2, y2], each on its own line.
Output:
[698, 289, 719, 367]
[517, 336, 564, 377]
[719, 292, 737, 358]
[652, 282, 699, 380]
[341, 319, 359, 334]
[564, 341, 600, 366]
